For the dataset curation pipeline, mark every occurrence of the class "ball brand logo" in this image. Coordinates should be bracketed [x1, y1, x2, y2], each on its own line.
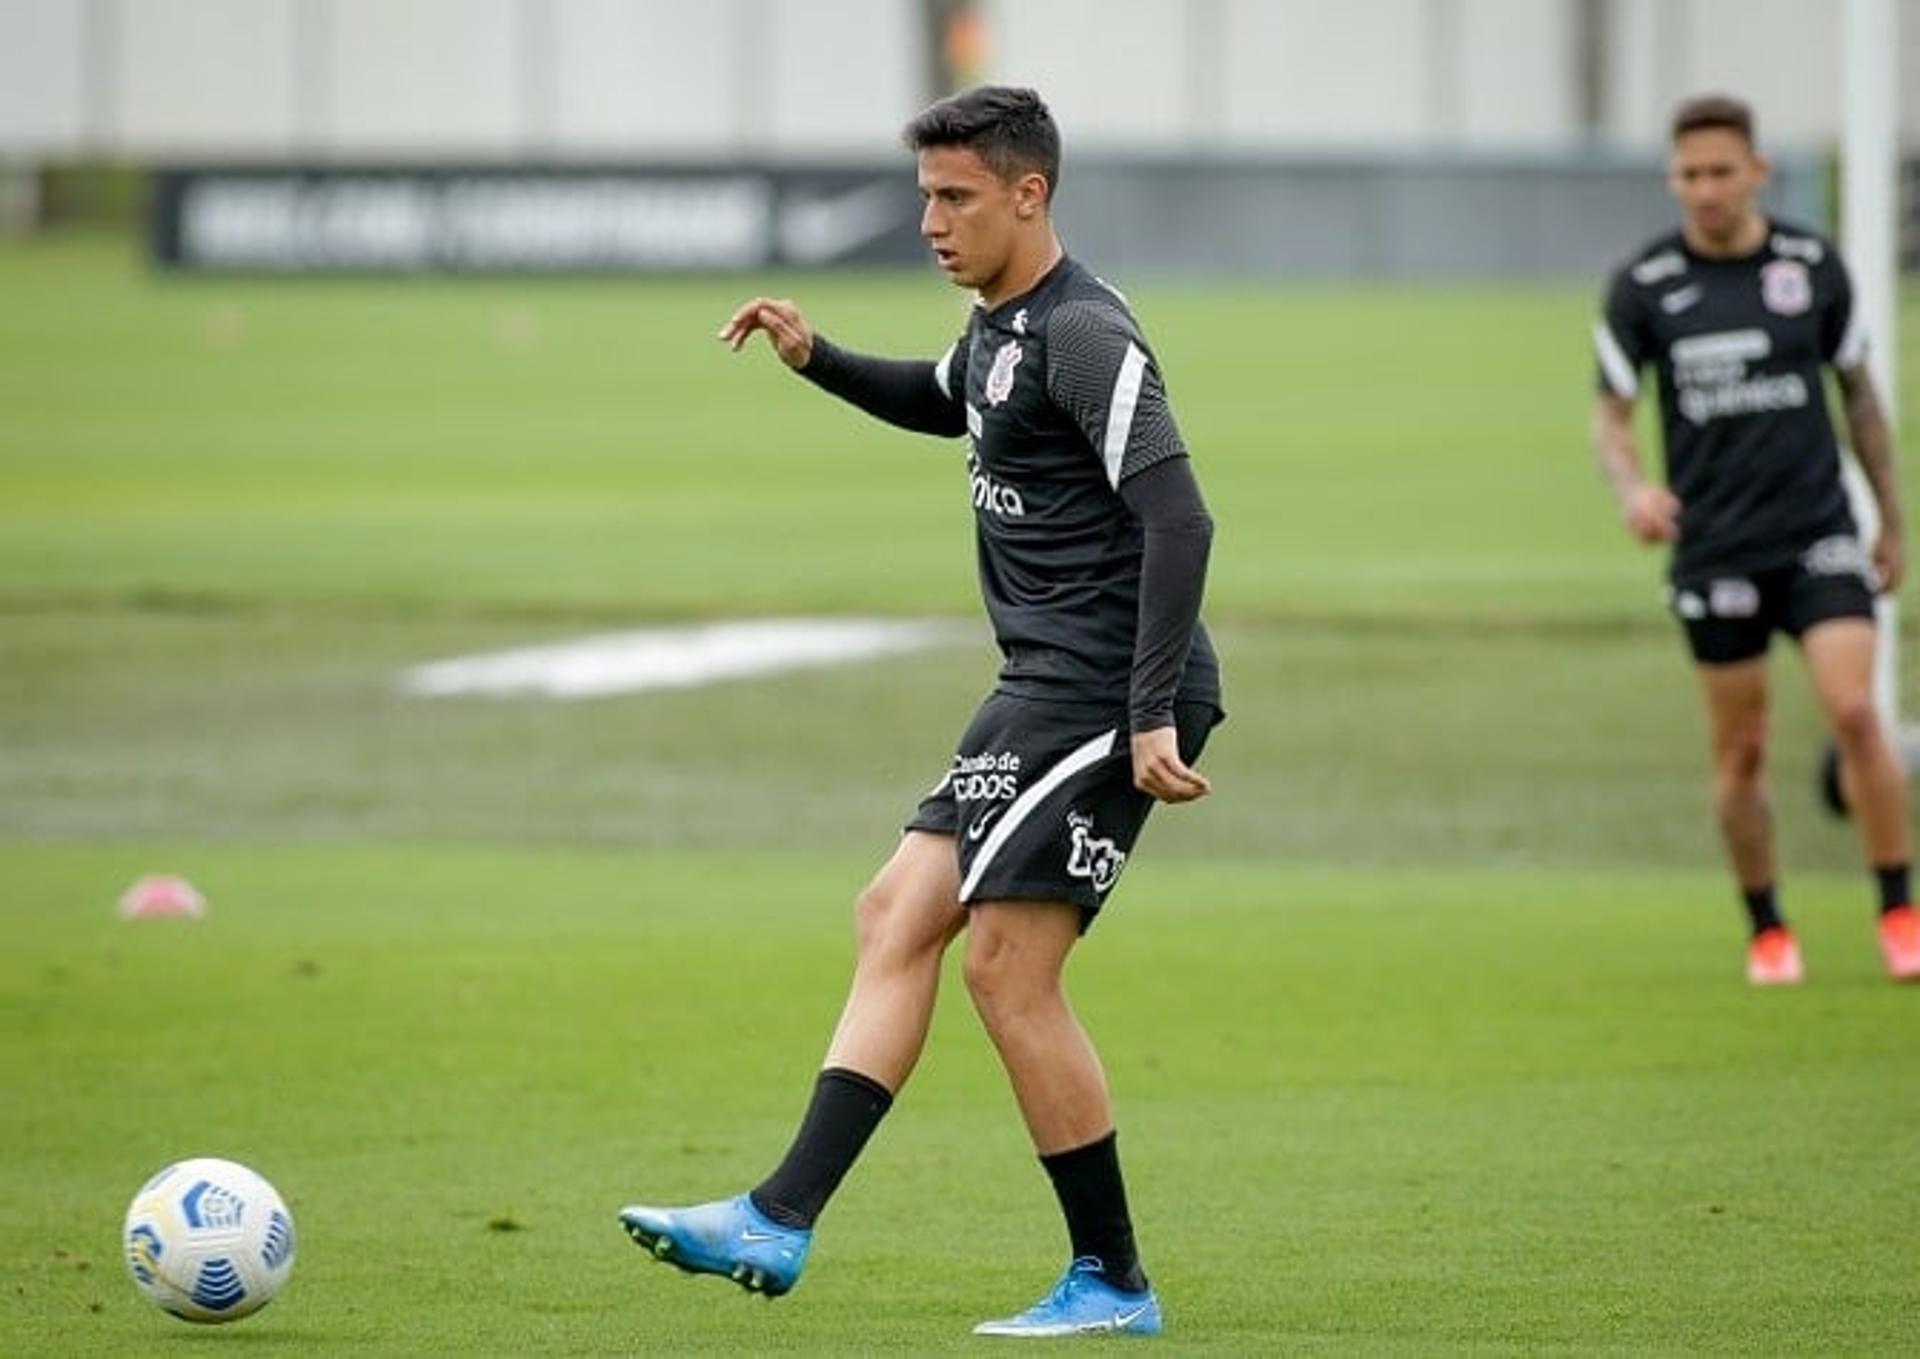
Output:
[985, 340, 1022, 406]
[182, 1180, 245, 1231]
[967, 453, 1026, 518]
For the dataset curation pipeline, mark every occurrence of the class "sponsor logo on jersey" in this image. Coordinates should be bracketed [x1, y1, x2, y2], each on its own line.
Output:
[1801, 534, 1875, 585]
[951, 749, 1022, 803]
[1631, 250, 1686, 286]
[1065, 811, 1126, 894]
[1660, 284, 1703, 315]
[985, 340, 1023, 406]
[1011, 308, 1028, 335]
[1671, 328, 1809, 427]
[1770, 232, 1824, 265]
[1760, 259, 1812, 316]
[967, 451, 1026, 518]
[1708, 578, 1761, 618]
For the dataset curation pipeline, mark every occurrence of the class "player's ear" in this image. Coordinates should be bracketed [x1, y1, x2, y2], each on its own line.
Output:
[1014, 172, 1049, 220]
[1749, 149, 1772, 189]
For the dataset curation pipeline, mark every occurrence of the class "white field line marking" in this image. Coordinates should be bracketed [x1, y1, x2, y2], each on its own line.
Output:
[400, 618, 967, 701]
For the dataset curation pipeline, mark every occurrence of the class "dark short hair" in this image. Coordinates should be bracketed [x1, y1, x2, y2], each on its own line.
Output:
[903, 85, 1060, 199]
[1671, 94, 1755, 146]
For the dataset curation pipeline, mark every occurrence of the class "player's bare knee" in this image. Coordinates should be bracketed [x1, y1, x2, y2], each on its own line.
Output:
[1713, 728, 1767, 785]
[1826, 695, 1884, 753]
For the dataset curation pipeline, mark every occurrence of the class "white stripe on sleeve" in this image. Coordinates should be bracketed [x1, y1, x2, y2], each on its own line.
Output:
[1835, 308, 1870, 370]
[1101, 343, 1149, 488]
[958, 728, 1117, 903]
[1592, 321, 1640, 399]
[933, 343, 957, 399]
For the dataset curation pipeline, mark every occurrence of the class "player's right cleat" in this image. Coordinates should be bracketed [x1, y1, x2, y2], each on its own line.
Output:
[617, 1193, 810, 1298]
[1745, 926, 1804, 986]
[1878, 905, 1920, 981]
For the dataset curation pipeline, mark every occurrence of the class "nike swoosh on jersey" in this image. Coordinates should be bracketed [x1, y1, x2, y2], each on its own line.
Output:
[1660, 285, 1703, 315]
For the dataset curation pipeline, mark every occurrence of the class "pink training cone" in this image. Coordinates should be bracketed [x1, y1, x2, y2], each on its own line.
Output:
[117, 874, 207, 920]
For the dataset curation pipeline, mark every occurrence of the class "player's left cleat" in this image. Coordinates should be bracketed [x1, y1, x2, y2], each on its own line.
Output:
[972, 1257, 1163, 1338]
[616, 1193, 811, 1298]
[1878, 905, 1920, 981]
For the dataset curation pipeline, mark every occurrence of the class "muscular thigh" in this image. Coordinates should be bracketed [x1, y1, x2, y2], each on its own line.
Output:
[859, 829, 966, 954]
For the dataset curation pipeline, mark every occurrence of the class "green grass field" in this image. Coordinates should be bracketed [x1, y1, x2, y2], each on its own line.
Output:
[3, 233, 1919, 1353]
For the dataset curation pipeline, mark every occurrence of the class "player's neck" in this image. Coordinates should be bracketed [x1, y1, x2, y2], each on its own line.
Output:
[980, 233, 1064, 310]
[1683, 210, 1768, 260]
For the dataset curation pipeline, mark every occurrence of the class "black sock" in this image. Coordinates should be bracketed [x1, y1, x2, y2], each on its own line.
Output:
[1039, 1131, 1147, 1294]
[1741, 884, 1783, 937]
[749, 1067, 893, 1229]
[1874, 863, 1911, 915]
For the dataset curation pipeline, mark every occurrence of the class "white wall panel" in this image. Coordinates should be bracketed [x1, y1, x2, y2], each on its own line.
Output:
[761, 0, 919, 152]
[0, 0, 87, 152]
[1680, 0, 1836, 150]
[1457, 0, 1577, 146]
[116, 0, 296, 154]
[548, 0, 745, 154]
[988, 0, 1193, 150]
[325, 0, 521, 154]
[1217, 0, 1433, 147]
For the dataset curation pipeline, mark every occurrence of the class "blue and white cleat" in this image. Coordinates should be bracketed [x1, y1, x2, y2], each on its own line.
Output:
[973, 1257, 1163, 1338]
[617, 1193, 811, 1298]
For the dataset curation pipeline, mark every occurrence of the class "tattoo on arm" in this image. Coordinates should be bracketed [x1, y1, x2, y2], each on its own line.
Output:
[1839, 365, 1904, 535]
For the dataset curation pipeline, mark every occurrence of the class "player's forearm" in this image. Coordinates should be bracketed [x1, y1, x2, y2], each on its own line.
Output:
[798, 336, 967, 438]
[1120, 458, 1212, 732]
[1843, 372, 1904, 536]
[1589, 399, 1648, 510]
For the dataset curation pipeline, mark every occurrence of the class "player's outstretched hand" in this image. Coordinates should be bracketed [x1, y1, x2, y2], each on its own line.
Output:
[1131, 727, 1210, 804]
[1623, 483, 1681, 545]
[1874, 530, 1905, 594]
[717, 297, 813, 369]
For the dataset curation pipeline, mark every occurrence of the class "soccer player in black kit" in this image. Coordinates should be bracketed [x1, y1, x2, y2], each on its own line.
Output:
[618, 87, 1222, 1337]
[1591, 94, 1918, 985]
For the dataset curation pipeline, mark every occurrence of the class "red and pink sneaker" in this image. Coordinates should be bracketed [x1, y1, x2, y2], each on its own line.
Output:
[1877, 905, 1920, 982]
[1746, 926, 1804, 986]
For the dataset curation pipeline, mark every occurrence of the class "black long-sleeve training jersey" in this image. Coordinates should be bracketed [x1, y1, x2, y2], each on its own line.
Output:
[800, 254, 1221, 731]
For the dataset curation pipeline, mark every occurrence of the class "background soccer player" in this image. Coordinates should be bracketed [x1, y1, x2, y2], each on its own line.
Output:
[619, 86, 1223, 1337]
[1590, 93, 1918, 985]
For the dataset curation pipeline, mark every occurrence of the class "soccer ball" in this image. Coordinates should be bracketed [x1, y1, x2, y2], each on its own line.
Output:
[122, 1158, 295, 1323]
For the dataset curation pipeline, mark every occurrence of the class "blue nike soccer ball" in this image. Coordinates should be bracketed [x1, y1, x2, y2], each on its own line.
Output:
[123, 1157, 295, 1323]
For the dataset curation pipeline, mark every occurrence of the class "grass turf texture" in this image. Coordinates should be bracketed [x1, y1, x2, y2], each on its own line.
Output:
[4, 234, 1920, 1351]
[6, 845, 1920, 1355]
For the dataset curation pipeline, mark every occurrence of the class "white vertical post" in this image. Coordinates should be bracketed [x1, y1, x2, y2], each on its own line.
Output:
[1842, 0, 1901, 724]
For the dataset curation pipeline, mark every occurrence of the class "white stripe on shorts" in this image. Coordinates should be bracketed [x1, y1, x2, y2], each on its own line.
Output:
[958, 727, 1118, 903]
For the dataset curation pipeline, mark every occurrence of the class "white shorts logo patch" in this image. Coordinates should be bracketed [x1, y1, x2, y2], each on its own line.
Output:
[985, 340, 1022, 407]
[1065, 811, 1127, 894]
[1709, 578, 1761, 618]
[1801, 534, 1874, 584]
[1760, 259, 1811, 317]
[1672, 589, 1707, 621]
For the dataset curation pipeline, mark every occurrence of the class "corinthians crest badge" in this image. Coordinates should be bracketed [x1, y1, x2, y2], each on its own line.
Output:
[1760, 259, 1811, 316]
[985, 340, 1022, 406]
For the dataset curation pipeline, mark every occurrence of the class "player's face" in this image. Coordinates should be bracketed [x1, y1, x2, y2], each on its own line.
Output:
[916, 145, 1041, 296]
[1668, 129, 1769, 244]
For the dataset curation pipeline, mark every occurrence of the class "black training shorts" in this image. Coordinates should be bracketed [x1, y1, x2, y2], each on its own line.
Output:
[907, 693, 1221, 921]
[1670, 535, 1878, 665]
